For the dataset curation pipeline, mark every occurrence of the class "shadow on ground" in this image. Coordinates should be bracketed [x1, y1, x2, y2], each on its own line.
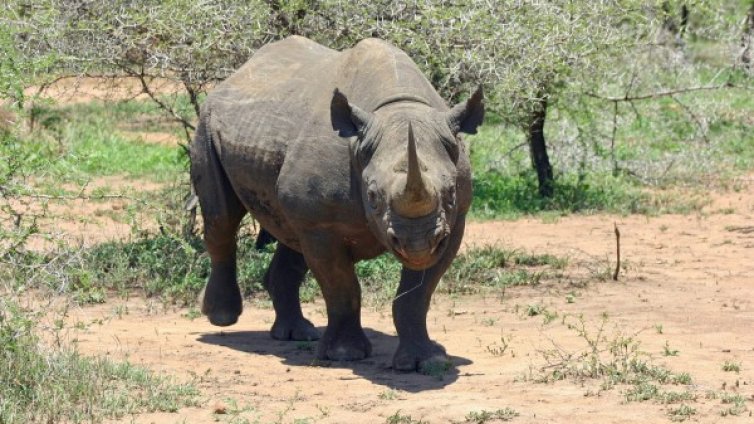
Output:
[197, 327, 471, 392]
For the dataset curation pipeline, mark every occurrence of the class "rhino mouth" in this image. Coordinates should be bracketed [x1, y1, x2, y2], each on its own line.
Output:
[390, 235, 448, 271]
[394, 251, 435, 270]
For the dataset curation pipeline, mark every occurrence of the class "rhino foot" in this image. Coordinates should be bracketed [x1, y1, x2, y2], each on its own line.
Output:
[393, 341, 450, 373]
[317, 328, 372, 361]
[204, 308, 242, 327]
[200, 287, 242, 327]
[270, 317, 320, 341]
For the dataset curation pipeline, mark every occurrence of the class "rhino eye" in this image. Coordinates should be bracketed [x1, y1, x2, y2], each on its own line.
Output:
[445, 137, 460, 163]
[446, 186, 456, 207]
[367, 187, 381, 210]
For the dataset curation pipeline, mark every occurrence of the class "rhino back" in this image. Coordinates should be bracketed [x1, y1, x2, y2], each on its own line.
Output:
[203, 36, 451, 237]
[335, 38, 448, 112]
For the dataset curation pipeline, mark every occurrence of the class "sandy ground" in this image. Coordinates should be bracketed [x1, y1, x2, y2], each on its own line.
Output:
[27, 76, 185, 105]
[3, 176, 165, 251]
[52, 176, 754, 424]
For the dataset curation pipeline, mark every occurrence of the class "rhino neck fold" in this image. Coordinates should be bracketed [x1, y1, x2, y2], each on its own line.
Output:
[373, 94, 432, 111]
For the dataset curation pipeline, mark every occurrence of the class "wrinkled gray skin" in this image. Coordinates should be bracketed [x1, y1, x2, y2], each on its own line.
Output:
[191, 36, 484, 372]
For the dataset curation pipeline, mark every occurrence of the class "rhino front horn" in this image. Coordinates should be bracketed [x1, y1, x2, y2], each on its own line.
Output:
[391, 123, 438, 218]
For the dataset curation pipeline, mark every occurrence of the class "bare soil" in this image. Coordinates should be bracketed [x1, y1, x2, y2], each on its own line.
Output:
[27, 76, 184, 105]
[54, 176, 754, 423]
[4, 176, 164, 251]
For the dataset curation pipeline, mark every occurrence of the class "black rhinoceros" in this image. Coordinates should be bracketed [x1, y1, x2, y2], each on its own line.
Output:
[191, 36, 483, 371]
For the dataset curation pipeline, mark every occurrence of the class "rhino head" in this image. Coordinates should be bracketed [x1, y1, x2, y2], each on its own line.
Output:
[331, 88, 484, 270]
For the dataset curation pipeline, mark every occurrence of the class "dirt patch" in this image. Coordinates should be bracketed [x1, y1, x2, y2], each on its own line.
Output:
[27, 76, 185, 105]
[118, 130, 185, 146]
[4, 175, 164, 251]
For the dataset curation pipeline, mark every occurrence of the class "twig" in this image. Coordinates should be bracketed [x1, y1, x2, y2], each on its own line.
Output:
[612, 223, 621, 281]
[669, 94, 709, 144]
[586, 83, 735, 103]
[610, 101, 619, 176]
[21, 193, 138, 201]
[134, 66, 196, 131]
[502, 141, 529, 159]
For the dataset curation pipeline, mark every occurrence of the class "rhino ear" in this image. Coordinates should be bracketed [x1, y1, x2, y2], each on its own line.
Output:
[446, 86, 485, 135]
[331, 89, 373, 137]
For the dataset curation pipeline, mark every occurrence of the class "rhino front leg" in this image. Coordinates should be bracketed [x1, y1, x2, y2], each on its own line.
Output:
[392, 216, 466, 372]
[264, 243, 320, 341]
[300, 231, 371, 361]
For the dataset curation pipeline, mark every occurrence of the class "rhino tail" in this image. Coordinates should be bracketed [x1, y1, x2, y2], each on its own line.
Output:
[190, 112, 246, 229]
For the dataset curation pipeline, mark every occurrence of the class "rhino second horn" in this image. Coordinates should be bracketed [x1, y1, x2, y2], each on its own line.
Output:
[392, 123, 437, 218]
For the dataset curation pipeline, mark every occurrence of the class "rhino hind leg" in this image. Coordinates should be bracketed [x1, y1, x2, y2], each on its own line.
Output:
[201, 212, 245, 327]
[391, 216, 467, 372]
[264, 243, 320, 341]
[192, 118, 246, 327]
[199, 207, 246, 326]
[254, 228, 276, 251]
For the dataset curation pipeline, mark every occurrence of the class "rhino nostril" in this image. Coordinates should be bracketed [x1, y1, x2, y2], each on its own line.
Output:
[432, 234, 448, 254]
[387, 228, 401, 250]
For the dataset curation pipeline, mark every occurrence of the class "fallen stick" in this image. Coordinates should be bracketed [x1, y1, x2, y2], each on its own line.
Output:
[613, 223, 621, 281]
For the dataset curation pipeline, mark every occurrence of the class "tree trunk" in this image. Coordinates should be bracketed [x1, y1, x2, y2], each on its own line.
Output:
[528, 98, 554, 198]
[742, 1, 754, 67]
[679, 4, 689, 39]
[661, 2, 689, 45]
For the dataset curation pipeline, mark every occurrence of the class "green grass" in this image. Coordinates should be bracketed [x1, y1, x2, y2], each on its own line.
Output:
[3, 230, 269, 306]
[465, 408, 519, 423]
[0, 298, 198, 423]
[470, 169, 712, 219]
[11, 100, 186, 192]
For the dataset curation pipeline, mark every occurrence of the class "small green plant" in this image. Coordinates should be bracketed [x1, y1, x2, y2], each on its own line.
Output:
[420, 359, 453, 380]
[535, 314, 693, 391]
[464, 407, 519, 423]
[525, 304, 545, 317]
[385, 410, 426, 424]
[379, 390, 399, 400]
[481, 317, 498, 326]
[486, 336, 511, 357]
[512, 252, 567, 268]
[541, 309, 558, 325]
[295, 341, 315, 352]
[668, 404, 696, 422]
[718, 392, 747, 416]
[657, 390, 696, 405]
[213, 398, 256, 423]
[182, 307, 201, 320]
[625, 382, 659, 402]
[722, 361, 741, 373]
[663, 341, 679, 356]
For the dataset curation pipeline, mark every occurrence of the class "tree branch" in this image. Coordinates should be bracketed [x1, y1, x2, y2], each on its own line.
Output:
[585, 83, 738, 103]
[133, 66, 196, 132]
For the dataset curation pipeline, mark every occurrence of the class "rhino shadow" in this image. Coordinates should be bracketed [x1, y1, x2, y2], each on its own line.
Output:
[196, 327, 471, 392]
